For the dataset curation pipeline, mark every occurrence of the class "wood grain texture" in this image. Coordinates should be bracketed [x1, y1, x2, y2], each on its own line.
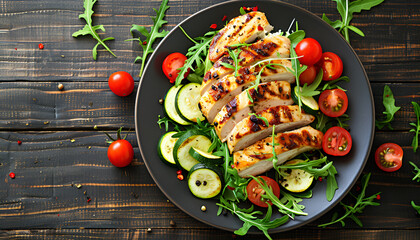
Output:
[1, 0, 420, 239]
[0, 0, 419, 81]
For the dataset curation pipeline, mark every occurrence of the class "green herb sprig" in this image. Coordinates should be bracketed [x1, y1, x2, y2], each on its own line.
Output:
[318, 173, 381, 227]
[322, 0, 384, 43]
[375, 85, 400, 130]
[72, 0, 116, 60]
[411, 201, 420, 215]
[410, 102, 420, 152]
[409, 161, 420, 182]
[127, 0, 170, 77]
[174, 28, 217, 86]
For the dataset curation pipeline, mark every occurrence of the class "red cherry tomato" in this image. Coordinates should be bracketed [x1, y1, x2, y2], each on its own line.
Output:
[375, 143, 403, 172]
[299, 65, 318, 85]
[319, 89, 348, 117]
[322, 126, 352, 156]
[107, 139, 134, 167]
[108, 71, 135, 97]
[318, 52, 343, 81]
[162, 52, 189, 83]
[295, 38, 323, 66]
[246, 176, 280, 208]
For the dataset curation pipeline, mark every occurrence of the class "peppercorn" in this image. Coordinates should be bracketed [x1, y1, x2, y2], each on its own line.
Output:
[201, 205, 207, 212]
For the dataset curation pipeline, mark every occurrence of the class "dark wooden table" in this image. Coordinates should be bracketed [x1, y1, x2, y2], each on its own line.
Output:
[0, 0, 419, 239]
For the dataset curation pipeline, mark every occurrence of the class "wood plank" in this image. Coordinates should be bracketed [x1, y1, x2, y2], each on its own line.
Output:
[1, 131, 420, 229]
[1, 229, 420, 240]
[0, 82, 418, 131]
[0, 0, 418, 81]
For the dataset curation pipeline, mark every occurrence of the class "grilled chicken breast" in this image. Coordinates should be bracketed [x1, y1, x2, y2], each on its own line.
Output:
[199, 60, 294, 123]
[227, 106, 315, 153]
[233, 126, 323, 178]
[208, 11, 273, 62]
[213, 81, 293, 142]
[201, 35, 291, 95]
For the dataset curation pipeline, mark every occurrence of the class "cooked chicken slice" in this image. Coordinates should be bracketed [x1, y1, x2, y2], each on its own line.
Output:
[233, 126, 323, 178]
[213, 81, 293, 142]
[199, 59, 294, 123]
[208, 11, 273, 62]
[201, 35, 291, 95]
[227, 105, 315, 153]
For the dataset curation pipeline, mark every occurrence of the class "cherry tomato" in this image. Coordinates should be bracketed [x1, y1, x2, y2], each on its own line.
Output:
[107, 139, 134, 167]
[319, 89, 348, 117]
[317, 52, 343, 81]
[246, 176, 280, 207]
[322, 126, 352, 156]
[108, 71, 134, 97]
[375, 143, 403, 172]
[295, 38, 323, 66]
[299, 65, 318, 85]
[162, 52, 189, 83]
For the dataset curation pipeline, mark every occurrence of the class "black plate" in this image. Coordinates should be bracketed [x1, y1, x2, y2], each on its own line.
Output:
[135, 0, 375, 233]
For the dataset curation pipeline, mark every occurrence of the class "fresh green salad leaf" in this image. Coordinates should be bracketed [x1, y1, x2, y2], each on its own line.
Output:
[174, 28, 217, 86]
[410, 102, 420, 152]
[409, 161, 420, 182]
[72, 0, 116, 60]
[128, 0, 170, 76]
[375, 85, 400, 130]
[321, 76, 350, 91]
[299, 70, 323, 97]
[318, 173, 381, 227]
[288, 30, 305, 48]
[326, 164, 338, 201]
[322, 0, 384, 43]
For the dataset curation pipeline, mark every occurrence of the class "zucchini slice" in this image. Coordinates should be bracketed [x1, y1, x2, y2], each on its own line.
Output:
[157, 131, 178, 166]
[164, 85, 191, 125]
[291, 86, 319, 115]
[173, 132, 212, 171]
[189, 147, 223, 165]
[187, 163, 223, 199]
[280, 159, 314, 193]
[175, 83, 205, 122]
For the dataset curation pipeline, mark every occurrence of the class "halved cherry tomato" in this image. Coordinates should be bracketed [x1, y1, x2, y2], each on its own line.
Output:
[246, 176, 280, 207]
[299, 65, 318, 85]
[319, 89, 348, 117]
[108, 71, 135, 97]
[162, 52, 189, 83]
[375, 143, 403, 172]
[295, 38, 322, 66]
[322, 126, 352, 156]
[317, 52, 343, 81]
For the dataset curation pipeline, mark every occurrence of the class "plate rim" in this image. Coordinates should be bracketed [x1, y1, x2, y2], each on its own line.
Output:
[134, 0, 376, 233]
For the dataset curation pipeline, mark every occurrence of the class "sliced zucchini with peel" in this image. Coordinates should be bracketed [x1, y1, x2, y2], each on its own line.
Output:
[157, 131, 178, 166]
[189, 147, 223, 165]
[173, 131, 212, 171]
[187, 163, 223, 199]
[280, 159, 314, 193]
[291, 86, 319, 115]
[175, 83, 205, 122]
[164, 85, 191, 125]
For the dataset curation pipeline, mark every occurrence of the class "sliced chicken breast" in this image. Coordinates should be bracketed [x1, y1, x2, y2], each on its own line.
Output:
[208, 11, 273, 62]
[233, 126, 323, 178]
[199, 60, 295, 123]
[227, 105, 315, 153]
[201, 35, 291, 95]
[213, 81, 293, 142]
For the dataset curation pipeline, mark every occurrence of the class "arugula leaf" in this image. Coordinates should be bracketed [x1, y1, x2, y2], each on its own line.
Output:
[375, 85, 400, 130]
[288, 30, 306, 48]
[313, 112, 350, 133]
[409, 161, 420, 182]
[228, 48, 242, 76]
[411, 201, 420, 215]
[286, 47, 307, 109]
[318, 173, 381, 228]
[72, 0, 116, 60]
[128, 0, 170, 76]
[299, 70, 323, 97]
[410, 102, 420, 152]
[326, 164, 338, 201]
[174, 28, 216, 86]
[323, 0, 384, 43]
[321, 76, 350, 91]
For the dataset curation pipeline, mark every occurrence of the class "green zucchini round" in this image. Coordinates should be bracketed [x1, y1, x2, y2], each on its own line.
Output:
[187, 163, 223, 199]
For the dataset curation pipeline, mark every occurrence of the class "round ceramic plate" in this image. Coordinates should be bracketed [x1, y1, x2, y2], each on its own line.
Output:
[135, 0, 375, 233]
